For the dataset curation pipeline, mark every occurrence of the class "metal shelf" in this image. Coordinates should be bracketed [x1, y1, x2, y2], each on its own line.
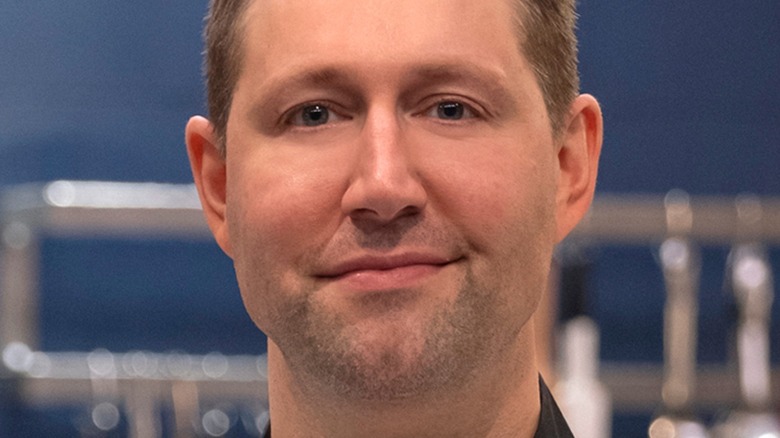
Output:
[4, 181, 780, 242]
[6, 349, 780, 413]
[3, 347, 267, 407]
[573, 193, 780, 245]
[2, 181, 779, 420]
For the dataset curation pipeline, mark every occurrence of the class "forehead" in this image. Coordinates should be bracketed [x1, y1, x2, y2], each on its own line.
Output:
[236, 0, 526, 87]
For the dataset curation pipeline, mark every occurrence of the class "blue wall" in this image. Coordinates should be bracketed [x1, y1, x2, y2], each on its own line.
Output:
[1, 1, 778, 436]
[580, 1, 779, 195]
[0, 0, 265, 354]
[0, 1, 206, 184]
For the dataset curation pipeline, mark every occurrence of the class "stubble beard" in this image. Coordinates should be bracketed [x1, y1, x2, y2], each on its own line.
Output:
[245, 212, 549, 403]
[268, 268, 518, 403]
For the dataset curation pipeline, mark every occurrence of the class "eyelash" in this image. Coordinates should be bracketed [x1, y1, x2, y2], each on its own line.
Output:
[282, 101, 350, 129]
[280, 96, 484, 130]
[420, 97, 482, 122]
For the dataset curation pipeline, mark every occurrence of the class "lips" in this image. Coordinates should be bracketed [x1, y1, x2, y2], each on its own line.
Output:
[315, 253, 459, 292]
[316, 253, 454, 279]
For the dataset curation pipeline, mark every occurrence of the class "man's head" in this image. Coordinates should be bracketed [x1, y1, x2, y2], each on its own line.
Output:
[186, 0, 601, 403]
[203, 0, 579, 153]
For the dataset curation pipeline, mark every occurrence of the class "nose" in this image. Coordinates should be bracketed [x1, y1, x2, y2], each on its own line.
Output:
[341, 108, 427, 224]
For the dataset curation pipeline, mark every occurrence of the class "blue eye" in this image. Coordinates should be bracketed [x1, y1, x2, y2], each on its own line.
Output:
[425, 100, 477, 121]
[299, 104, 329, 126]
[437, 102, 465, 120]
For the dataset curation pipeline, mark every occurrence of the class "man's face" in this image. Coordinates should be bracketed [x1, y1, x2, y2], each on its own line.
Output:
[223, 0, 562, 399]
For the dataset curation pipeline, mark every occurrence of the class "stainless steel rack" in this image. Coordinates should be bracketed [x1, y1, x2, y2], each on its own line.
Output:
[1, 181, 779, 420]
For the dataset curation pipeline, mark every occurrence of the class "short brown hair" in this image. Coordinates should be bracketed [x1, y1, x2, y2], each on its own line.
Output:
[203, 0, 251, 153]
[203, 0, 580, 153]
[512, 0, 579, 134]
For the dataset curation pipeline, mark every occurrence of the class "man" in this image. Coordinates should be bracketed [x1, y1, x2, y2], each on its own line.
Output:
[185, 0, 602, 436]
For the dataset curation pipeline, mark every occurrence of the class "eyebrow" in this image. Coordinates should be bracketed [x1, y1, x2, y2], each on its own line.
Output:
[249, 67, 355, 114]
[273, 68, 349, 91]
[405, 62, 508, 87]
[257, 67, 357, 105]
[402, 62, 518, 116]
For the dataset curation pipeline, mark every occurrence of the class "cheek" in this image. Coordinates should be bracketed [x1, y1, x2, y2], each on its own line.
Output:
[223, 154, 345, 324]
[429, 139, 558, 318]
[429, 142, 557, 251]
[226, 152, 343, 255]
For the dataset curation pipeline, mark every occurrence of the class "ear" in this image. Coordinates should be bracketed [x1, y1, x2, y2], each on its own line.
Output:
[554, 94, 603, 242]
[185, 116, 233, 257]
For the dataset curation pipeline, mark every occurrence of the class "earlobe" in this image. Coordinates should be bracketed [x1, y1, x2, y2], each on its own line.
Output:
[185, 116, 233, 257]
[554, 94, 603, 242]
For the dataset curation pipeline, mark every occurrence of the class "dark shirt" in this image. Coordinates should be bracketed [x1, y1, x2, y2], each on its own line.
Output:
[535, 376, 575, 437]
[261, 376, 574, 437]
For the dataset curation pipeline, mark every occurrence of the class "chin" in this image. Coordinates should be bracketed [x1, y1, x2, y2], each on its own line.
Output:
[274, 275, 509, 401]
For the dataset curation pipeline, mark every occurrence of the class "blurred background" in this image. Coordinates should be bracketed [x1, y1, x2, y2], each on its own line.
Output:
[0, 0, 777, 436]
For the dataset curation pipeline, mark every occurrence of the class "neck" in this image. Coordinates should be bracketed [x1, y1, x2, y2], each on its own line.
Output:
[266, 324, 541, 438]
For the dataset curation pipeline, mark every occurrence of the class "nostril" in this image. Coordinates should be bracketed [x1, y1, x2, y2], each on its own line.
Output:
[348, 203, 421, 224]
[396, 204, 423, 219]
[341, 174, 428, 223]
[349, 210, 424, 247]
